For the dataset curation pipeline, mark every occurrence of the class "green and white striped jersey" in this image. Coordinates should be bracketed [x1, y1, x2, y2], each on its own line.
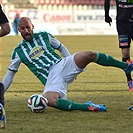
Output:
[9, 31, 62, 85]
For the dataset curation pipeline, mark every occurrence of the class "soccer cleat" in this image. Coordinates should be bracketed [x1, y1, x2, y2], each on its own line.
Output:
[0, 103, 6, 129]
[124, 60, 133, 74]
[128, 105, 133, 110]
[85, 101, 107, 112]
[128, 80, 133, 92]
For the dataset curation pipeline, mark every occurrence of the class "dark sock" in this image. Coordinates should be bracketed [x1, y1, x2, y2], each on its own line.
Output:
[0, 82, 4, 106]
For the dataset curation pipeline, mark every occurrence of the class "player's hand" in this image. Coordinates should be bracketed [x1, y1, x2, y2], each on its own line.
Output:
[105, 15, 112, 26]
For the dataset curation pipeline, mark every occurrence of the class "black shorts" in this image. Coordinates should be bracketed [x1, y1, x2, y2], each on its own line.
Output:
[0, 5, 9, 24]
[116, 21, 133, 48]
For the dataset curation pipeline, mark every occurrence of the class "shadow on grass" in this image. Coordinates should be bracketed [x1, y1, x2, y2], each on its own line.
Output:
[12, 81, 126, 84]
[8, 81, 127, 92]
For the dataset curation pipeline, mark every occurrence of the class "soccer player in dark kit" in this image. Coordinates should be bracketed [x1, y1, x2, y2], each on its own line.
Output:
[104, 0, 133, 91]
[0, 4, 10, 128]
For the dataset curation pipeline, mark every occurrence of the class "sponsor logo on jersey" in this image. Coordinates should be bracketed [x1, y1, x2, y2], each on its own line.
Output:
[29, 46, 45, 59]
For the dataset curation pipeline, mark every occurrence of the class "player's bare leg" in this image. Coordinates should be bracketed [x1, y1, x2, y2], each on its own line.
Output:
[0, 82, 6, 129]
[122, 48, 133, 91]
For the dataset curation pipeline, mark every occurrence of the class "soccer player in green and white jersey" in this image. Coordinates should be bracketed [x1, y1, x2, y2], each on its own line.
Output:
[2, 17, 133, 112]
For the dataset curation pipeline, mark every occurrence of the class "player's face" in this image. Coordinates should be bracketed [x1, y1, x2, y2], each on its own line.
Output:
[18, 19, 34, 41]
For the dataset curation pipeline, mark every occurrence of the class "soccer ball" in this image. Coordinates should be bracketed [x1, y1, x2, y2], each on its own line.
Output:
[28, 94, 48, 113]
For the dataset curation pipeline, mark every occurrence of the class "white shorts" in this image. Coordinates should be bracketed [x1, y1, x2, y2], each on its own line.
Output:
[43, 54, 85, 99]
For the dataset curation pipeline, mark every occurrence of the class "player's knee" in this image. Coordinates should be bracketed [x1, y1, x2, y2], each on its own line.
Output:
[5, 27, 10, 35]
[2, 23, 11, 35]
[46, 97, 57, 107]
[85, 51, 96, 61]
[43, 91, 60, 107]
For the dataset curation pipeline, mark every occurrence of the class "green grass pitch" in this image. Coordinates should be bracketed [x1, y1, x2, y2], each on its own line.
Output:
[0, 35, 133, 133]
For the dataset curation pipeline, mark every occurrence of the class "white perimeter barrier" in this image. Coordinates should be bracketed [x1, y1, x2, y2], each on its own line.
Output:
[5, 9, 117, 35]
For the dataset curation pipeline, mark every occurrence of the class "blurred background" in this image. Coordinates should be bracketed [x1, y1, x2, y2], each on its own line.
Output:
[0, 0, 117, 35]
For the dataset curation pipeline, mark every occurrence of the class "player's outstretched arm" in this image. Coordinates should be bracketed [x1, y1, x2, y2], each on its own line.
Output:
[48, 33, 70, 57]
[58, 44, 71, 57]
[2, 70, 16, 92]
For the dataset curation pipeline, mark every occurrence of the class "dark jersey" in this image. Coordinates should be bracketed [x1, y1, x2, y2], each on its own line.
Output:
[116, 0, 133, 22]
[0, 5, 9, 24]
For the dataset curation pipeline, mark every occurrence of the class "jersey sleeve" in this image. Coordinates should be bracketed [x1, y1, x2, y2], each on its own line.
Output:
[47, 32, 70, 57]
[47, 33, 61, 49]
[8, 50, 21, 72]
